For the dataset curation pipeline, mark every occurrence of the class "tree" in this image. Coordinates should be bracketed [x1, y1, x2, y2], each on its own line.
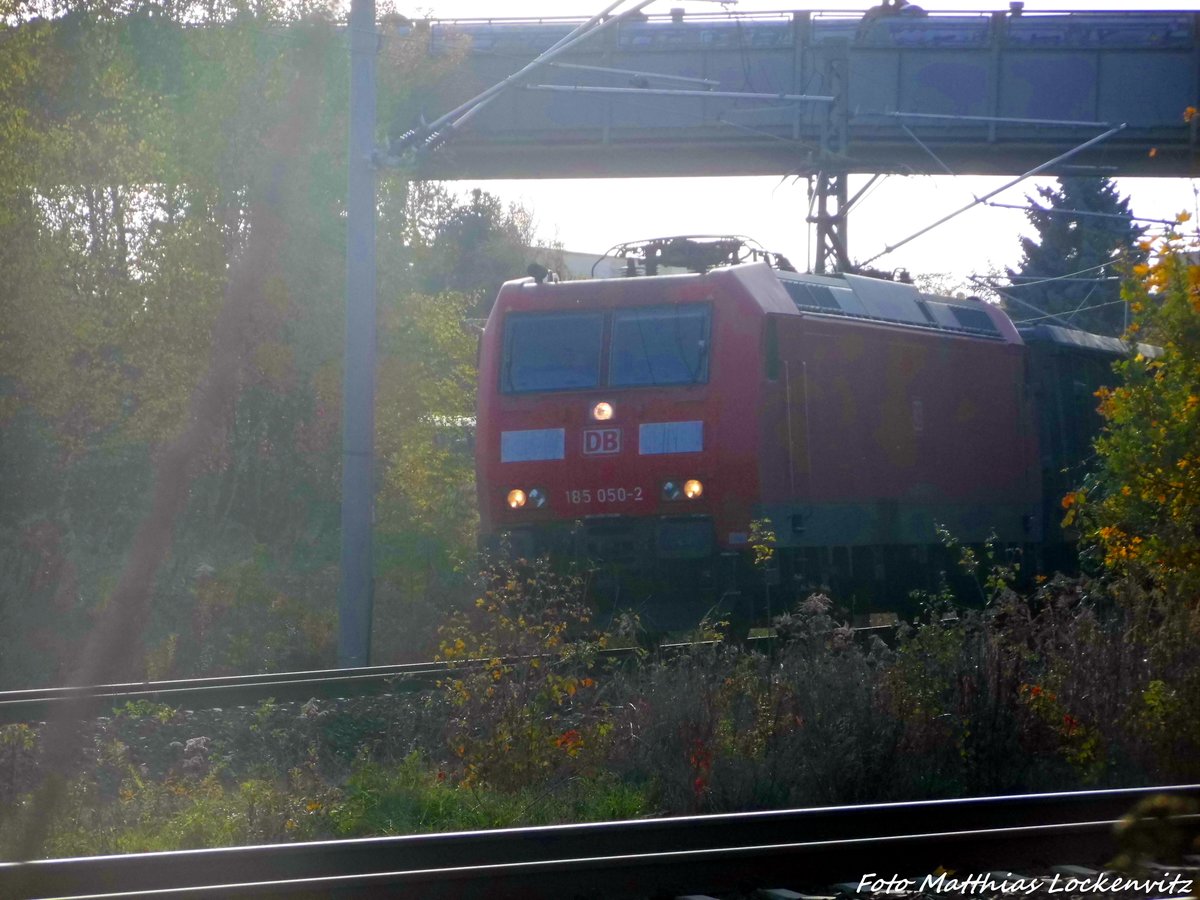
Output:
[1007, 177, 1146, 336]
[0, 4, 512, 684]
[403, 184, 536, 313]
[1068, 225, 1200, 600]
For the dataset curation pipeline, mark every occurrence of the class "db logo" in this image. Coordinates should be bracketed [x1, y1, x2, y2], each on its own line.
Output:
[583, 428, 621, 455]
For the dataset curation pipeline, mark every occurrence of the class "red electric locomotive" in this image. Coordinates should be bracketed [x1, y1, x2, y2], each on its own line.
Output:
[476, 237, 1045, 620]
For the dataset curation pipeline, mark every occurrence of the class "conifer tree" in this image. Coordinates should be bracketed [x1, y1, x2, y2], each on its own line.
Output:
[1007, 177, 1145, 336]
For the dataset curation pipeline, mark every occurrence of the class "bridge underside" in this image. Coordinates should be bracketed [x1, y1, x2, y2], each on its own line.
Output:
[416, 132, 1193, 181]
[403, 10, 1199, 182]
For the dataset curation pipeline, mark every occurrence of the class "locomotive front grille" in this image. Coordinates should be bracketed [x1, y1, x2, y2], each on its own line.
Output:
[581, 520, 646, 563]
[578, 517, 716, 562]
[655, 517, 715, 560]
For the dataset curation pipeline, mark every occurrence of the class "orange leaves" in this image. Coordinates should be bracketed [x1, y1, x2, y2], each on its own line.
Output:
[434, 556, 607, 791]
[1020, 682, 1056, 703]
[554, 729, 584, 757]
[1019, 683, 1102, 779]
[687, 738, 713, 799]
[1061, 490, 1087, 527]
[1088, 236, 1200, 592]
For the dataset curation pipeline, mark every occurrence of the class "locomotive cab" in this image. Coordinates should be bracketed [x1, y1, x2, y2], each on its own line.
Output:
[476, 259, 785, 565]
[476, 237, 1044, 618]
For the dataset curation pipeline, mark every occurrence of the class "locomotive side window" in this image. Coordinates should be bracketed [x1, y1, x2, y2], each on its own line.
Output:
[609, 305, 710, 388]
[502, 312, 604, 393]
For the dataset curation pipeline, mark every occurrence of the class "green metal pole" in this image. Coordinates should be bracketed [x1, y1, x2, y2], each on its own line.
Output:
[339, 0, 377, 667]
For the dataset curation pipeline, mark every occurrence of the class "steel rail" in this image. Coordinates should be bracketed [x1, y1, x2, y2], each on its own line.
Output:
[0, 626, 907, 725]
[3, 785, 1197, 899]
[0, 642, 726, 724]
[0, 629, 912, 725]
[0, 662, 458, 724]
[1, 659, 460, 701]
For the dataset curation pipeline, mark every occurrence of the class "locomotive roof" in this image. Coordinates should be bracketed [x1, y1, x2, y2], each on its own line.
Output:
[498, 262, 1017, 342]
[776, 271, 1008, 340]
[1017, 322, 1160, 359]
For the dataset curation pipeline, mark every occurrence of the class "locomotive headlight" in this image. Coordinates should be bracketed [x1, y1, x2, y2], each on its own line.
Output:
[591, 401, 614, 421]
[661, 480, 682, 501]
[527, 487, 547, 509]
[684, 479, 704, 499]
[507, 489, 527, 509]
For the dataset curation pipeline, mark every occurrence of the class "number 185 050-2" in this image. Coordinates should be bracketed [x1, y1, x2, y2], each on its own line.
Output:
[566, 487, 644, 504]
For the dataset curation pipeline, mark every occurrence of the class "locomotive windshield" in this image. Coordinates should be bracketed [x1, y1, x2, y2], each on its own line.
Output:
[502, 312, 603, 393]
[610, 305, 709, 387]
[500, 305, 710, 393]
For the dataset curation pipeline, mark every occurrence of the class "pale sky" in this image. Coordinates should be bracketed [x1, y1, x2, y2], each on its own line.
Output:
[408, 0, 1200, 286]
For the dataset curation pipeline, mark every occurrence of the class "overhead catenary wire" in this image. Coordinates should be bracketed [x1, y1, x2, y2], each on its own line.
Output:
[859, 123, 1127, 268]
[982, 257, 1124, 289]
[1060, 280, 1101, 325]
[525, 84, 836, 103]
[1006, 276, 1121, 285]
[969, 275, 1133, 331]
[985, 201, 1181, 227]
[884, 111, 1112, 129]
[969, 277, 1080, 330]
[408, 2, 648, 153]
[901, 124, 955, 176]
[548, 61, 720, 87]
[388, 0, 655, 159]
[1012, 297, 1128, 325]
[843, 173, 884, 215]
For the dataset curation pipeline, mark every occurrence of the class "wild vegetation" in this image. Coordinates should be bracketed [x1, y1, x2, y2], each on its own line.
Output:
[2, 0, 1199, 864]
[5, 550, 1200, 857]
[0, 0, 537, 687]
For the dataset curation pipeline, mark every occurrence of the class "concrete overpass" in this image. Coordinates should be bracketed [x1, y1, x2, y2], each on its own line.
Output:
[401, 8, 1199, 182]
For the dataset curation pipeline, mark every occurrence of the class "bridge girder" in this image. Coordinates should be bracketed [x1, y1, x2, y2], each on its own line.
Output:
[396, 9, 1200, 271]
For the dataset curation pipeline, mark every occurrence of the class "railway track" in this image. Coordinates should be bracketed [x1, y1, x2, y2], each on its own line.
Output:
[0, 624, 908, 725]
[0, 640, 744, 725]
[2, 785, 1197, 899]
[0, 659, 461, 725]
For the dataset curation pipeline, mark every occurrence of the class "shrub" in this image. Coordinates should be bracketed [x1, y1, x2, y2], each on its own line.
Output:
[1078, 228, 1200, 601]
[435, 555, 614, 791]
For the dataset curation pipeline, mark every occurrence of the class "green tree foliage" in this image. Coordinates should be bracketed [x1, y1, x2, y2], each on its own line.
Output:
[1070, 228, 1200, 602]
[1007, 177, 1145, 336]
[403, 183, 536, 311]
[0, 2, 532, 686]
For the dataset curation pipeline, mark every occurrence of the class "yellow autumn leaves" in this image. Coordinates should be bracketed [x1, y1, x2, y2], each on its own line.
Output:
[1074, 222, 1200, 592]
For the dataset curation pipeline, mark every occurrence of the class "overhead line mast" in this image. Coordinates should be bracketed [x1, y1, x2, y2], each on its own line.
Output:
[339, 1, 662, 665]
[339, 0, 378, 667]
